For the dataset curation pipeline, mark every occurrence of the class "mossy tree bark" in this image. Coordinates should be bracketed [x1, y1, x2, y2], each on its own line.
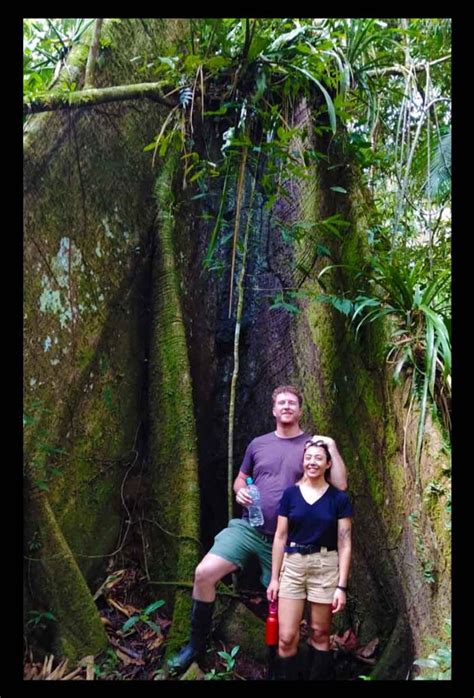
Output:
[24, 81, 175, 115]
[23, 18, 187, 661]
[148, 154, 201, 658]
[287, 103, 450, 672]
[25, 482, 108, 660]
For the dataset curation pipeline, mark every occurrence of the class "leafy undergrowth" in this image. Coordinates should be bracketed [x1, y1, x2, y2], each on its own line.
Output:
[24, 565, 378, 680]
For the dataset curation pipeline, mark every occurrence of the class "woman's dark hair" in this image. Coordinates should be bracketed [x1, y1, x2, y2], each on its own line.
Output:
[304, 439, 331, 462]
[301, 440, 332, 483]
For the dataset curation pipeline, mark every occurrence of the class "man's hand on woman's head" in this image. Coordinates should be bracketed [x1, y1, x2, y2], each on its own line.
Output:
[311, 434, 335, 448]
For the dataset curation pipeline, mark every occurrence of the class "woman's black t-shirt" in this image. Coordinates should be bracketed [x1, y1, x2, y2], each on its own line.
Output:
[278, 484, 353, 550]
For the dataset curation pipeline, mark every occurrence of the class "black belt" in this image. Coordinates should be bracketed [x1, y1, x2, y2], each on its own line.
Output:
[285, 544, 336, 555]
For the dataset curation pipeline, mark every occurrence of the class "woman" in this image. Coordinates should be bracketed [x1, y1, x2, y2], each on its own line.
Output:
[267, 439, 353, 680]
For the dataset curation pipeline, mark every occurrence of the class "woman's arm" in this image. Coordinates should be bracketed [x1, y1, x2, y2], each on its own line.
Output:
[267, 515, 288, 601]
[332, 517, 352, 613]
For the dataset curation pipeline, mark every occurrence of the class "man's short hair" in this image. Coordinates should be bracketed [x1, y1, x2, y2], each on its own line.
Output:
[272, 385, 303, 407]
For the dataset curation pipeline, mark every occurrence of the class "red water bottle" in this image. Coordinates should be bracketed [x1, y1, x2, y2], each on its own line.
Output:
[265, 600, 279, 646]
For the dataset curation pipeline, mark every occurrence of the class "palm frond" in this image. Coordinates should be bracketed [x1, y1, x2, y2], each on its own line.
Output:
[425, 128, 451, 199]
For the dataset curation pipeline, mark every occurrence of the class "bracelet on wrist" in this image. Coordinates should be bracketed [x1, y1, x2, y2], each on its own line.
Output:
[336, 585, 347, 591]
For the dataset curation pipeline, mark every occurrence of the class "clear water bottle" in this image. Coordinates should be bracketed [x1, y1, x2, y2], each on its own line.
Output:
[246, 477, 264, 527]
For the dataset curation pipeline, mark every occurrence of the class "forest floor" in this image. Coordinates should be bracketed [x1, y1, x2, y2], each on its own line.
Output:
[24, 564, 377, 680]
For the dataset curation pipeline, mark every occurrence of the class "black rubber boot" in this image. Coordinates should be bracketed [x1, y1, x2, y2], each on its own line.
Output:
[274, 654, 300, 681]
[308, 646, 336, 680]
[303, 643, 314, 679]
[167, 599, 214, 673]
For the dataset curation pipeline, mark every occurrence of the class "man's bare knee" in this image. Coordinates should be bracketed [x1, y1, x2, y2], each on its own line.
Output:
[194, 561, 215, 585]
[195, 554, 237, 586]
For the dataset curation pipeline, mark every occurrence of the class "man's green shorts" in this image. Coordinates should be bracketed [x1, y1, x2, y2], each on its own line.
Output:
[209, 518, 273, 587]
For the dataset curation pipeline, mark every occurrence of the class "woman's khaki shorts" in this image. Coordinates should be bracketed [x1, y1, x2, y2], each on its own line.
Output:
[278, 549, 339, 604]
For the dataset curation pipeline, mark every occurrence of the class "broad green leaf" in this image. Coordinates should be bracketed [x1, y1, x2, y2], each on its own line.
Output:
[247, 36, 272, 61]
[269, 300, 300, 314]
[290, 64, 337, 134]
[122, 615, 140, 632]
[206, 55, 231, 70]
[183, 55, 202, 71]
[351, 296, 380, 321]
[267, 26, 306, 52]
[203, 105, 229, 116]
[143, 140, 158, 152]
[393, 349, 410, 383]
[315, 294, 353, 316]
[144, 599, 166, 615]
[315, 244, 331, 257]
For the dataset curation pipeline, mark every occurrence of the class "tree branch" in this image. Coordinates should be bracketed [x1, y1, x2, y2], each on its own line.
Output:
[365, 54, 451, 78]
[24, 82, 176, 115]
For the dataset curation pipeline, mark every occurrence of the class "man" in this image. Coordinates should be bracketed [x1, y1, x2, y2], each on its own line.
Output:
[168, 385, 348, 673]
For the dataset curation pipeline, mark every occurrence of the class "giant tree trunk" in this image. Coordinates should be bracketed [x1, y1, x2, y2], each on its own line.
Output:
[23, 18, 450, 676]
[23, 18, 189, 660]
[288, 103, 450, 669]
